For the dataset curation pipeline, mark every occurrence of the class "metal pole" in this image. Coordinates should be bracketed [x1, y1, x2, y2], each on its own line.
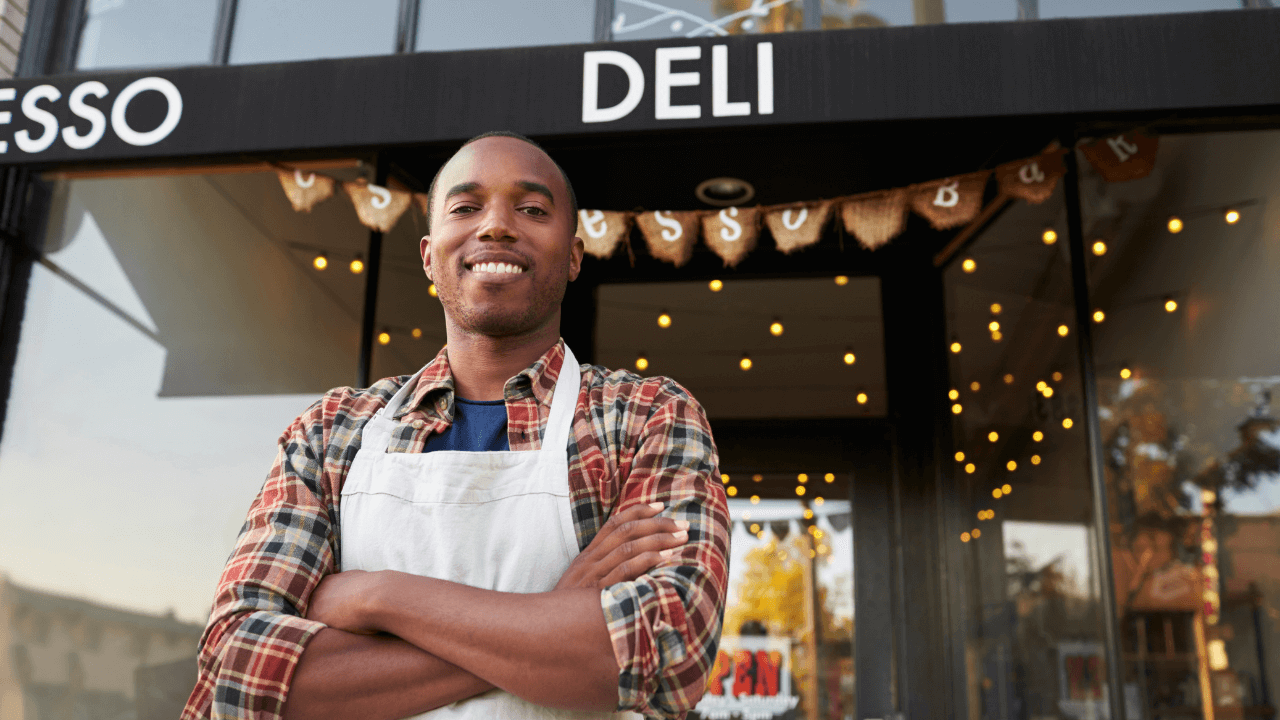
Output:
[1061, 132, 1127, 720]
[357, 157, 387, 388]
[211, 0, 239, 65]
[594, 0, 615, 43]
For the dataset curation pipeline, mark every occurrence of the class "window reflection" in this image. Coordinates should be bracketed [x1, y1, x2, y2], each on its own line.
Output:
[1083, 130, 1280, 720]
[611, 0, 804, 41]
[229, 0, 399, 64]
[417, 0, 595, 51]
[820, 0, 1244, 28]
[76, 0, 220, 70]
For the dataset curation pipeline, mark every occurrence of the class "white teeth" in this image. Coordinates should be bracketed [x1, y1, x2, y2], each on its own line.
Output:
[470, 262, 523, 274]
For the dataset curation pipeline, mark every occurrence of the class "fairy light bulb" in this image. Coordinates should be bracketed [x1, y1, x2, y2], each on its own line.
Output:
[428, 283, 438, 297]
[1052, 372, 1063, 382]
[1167, 217, 1183, 233]
[1092, 309, 1105, 323]
[709, 279, 723, 292]
[990, 303, 1003, 315]
[970, 381, 981, 392]
[1120, 368, 1132, 379]
[815, 497, 824, 506]
[377, 331, 390, 345]
[1091, 240, 1107, 256]
[1164, 297, 1178, 313]
[751, 495, 760, 504]
[992, 488, 1003, 498]
[856, 392, 869, 405]
[988, 431, 999, 442]
[313, 254, 328, 270]
[824, 473, 835, 483]
[1042, 386, 1054, 398]
[949, 389, 960, 400]
[971, 528, 981, 538]
[769, 320, 784, 336]
[950, 341, 962, 354]
[955, 451, 965, 462]
[1057, 324, 1069, 337]
[834, 275, 849, 286]
[1003, 373, 1014, 384]
[657, 312, 672, 328]
[951, 403, 963, 415]
[797, 473, 808, 484]
[1225, 209, 1240, 224]
[795, 485, 806, 496]
[965, 463, 976, 474]
[350, 258, 365, 274]
[988, 320, 1000, 332]
[1032, 431, 1044, 442]
[962, 258, 977, 273]
[991, 330, 1003, 342]
[1031, 455, 1041, 465]
[739, 355, 753, 371]
[635, 354, 649, 371]
[843, 350, 856, 365]
[1062, 418, 1074, 429]
[1002, 484, 1011, 494]
[1037, 381, 1047, 391]
[727, 486, 738, 496]
[961, 532, 971, 542]
[1042, 228, 1057, 245]
[1006, 460, 1017, 471]
[721, 474, 730, 484]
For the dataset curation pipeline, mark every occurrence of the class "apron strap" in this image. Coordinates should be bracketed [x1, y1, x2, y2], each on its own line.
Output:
[541, 345, 581, 455]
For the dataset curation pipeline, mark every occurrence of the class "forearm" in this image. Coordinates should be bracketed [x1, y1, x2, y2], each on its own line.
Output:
[368, 572, 619, 712]
[282, 628, 493, 720]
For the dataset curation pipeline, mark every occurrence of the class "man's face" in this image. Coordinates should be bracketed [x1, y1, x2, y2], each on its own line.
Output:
[421, 137, 583, 339]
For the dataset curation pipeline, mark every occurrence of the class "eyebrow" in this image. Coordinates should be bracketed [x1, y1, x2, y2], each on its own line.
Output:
[443, 180, 556, 207]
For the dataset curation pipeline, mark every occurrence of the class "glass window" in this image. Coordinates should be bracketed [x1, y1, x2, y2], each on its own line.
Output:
[229, 0, 399, 65]
[942, 181, 1114, 720]
[417, 0, 596, 52]
[1081, 129, 1280, 720]
[75, 0, 221, 70]
[820, 0, 1244, 28]
[611, 0, 805, 41]
[0, 168, 366, 707]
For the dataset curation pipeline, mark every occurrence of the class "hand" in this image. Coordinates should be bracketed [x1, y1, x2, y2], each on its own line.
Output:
[305, 569, 383, 634]
[554, 502, 690, 591]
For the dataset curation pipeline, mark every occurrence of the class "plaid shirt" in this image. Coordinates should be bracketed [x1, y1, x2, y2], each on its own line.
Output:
[182, 340, 729, 720]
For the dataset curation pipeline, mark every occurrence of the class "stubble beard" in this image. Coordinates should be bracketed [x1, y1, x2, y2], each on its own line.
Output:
[440, 264, 569, 339]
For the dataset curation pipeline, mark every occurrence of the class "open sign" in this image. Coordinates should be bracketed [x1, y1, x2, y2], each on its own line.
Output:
[696, 636, 799, 720]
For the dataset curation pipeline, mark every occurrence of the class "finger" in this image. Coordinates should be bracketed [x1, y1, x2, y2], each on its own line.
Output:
[600, 550, 672, 588]
[597, 524, 690, 575]
[586, 502, 668, 552]
[592, 515, 686, 559]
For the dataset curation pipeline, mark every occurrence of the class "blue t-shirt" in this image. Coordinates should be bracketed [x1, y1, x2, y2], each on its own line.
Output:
[423, 398, 510, 452]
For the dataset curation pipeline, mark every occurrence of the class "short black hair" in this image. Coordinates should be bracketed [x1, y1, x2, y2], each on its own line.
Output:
[424, 130, 578, 234]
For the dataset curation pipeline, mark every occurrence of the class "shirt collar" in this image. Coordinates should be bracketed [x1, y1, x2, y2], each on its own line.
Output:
[392, 339, 566, 420]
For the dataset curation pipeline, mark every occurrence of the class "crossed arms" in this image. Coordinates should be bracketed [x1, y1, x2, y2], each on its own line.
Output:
[182, 378, 729, 720]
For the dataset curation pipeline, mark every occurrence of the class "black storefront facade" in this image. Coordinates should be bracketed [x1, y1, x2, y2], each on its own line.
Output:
[1, 4, 1279, 720]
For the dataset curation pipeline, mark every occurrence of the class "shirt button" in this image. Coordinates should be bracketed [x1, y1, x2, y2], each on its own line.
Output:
[411, 419, 425, 430]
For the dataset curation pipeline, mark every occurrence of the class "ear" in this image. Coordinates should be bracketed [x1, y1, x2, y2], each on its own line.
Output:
[568, 234, 585, 282]
[420, 235, 432, 280]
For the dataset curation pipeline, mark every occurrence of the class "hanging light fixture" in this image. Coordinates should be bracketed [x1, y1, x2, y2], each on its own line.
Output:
[313, 254, 328, 270]
[350, 257, 365, 274]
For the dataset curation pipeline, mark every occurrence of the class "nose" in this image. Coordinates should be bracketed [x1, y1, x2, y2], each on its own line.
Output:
[477, 204, 518, 242]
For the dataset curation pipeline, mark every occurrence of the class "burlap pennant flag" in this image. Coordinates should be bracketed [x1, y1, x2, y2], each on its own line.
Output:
[413, 192, 430, 218]
[1079, 131, 1159, 182]
[635, 210, 700, 267]
[344, 180, 413, 233]
[841, 188, 908, 250]
[276, 168, 335, 212]
[996, 150, 1066, 204]
[909, 171, 990, 231]
[575, 210, 634, 260]
[764, 200, 833, 254]
[701, 206, 760, 267]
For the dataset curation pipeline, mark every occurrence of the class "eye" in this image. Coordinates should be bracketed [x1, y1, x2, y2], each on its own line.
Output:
[520, 206, 549, 216]
[449, 204, 478, 215]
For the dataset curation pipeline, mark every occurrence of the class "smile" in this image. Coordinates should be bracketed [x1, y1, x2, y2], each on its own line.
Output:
[466, 262, 525, 275]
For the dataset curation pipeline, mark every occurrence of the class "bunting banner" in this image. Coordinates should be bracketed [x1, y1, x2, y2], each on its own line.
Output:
[701, 206, 760, 267]
[636, 210, 700, 267]
[576, 209, 635, 260]
[413, 192, 430, 219]
[344, 180, 413, 233]
[996, 150, 1066, 204]
[1079, 131, 1159, 183]
[276, 168, 335, 212]
[909, 171, 990, 231]
[841, 188, 908, 250]
[765, 200, 833, 255]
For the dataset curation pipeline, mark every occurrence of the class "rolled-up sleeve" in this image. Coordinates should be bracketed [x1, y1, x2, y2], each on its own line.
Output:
[601, 382, 730, 719]
[182, 398, 339, 720]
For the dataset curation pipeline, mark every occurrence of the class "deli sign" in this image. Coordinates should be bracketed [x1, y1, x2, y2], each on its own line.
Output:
[0, 76, 182, 155]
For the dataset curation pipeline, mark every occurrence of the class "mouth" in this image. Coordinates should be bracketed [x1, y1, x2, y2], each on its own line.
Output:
[465, 260, 526, 276]
[463, 255, 529, 281]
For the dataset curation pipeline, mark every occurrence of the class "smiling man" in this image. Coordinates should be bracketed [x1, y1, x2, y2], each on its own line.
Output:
[181, 132, 730, 720]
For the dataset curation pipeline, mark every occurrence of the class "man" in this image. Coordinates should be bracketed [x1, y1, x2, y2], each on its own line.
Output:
[182, 132, 729, 720]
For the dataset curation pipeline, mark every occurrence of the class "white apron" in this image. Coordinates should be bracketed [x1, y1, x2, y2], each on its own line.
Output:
[341, 347, 635, 719]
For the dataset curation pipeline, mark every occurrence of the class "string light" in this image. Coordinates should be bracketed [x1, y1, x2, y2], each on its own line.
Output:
[1168, 217, 1183, 233]
[721, 474, 730, 484]
[795, 486, 806, 496]
[856, 392, 869, 405]
[750, 523, 761, 534]
[961, 532, 971, 542]
[971, 528, 981, 538]
[1093, 309, 1105, 323]
[843, 350, 857, 365]
[1004, 373, 1014, 384]
[709, 279, 723, 292]
[350, 257, 365, 274]
[951, 403, 963, 415]
[753, 474, 763, 483]
[990, 303, 1003, 315]
[377, 331, 390, 345]
[834, 275, 849, 286]
[991, 331, 1003, 342]
[962, 258, 977, 273]
[1057, 324, 1069, 337]
[965, 463, 976, 474]
[1225, 209, 1240, 224]
[950, 341, 962, 354]
[1052, 372, 1063, 382]
[313, 254, 328, 270]
[955, 451, 966, 462]
[751, 495, 760, 504]
[1091, 240, 1107, 256]
[657, 312, 672, 328]
[798, 473, 808, 484]
[1002, 483, 1011, 494]
[824, 473, 835, 483]
[1062, 418, 1074, 429]
[1006, 460, 1017, 471]
[1042, 386, 1054, 398]
[815, 497, 825, 506]
[428, 283, 438, 297]
[769, 320, 784, 336]
[988, 431, 999, 442]
[949, 389, 960, 400]
[739, 354, 752, 371]
[635, 354, 649, 371]
[1042, 228, 1057, 245]
[970, 381, 981, 392]
[1164, 297, 1178, 313]
[1032, 430, 1044, 442]
[1120, 367, 1132, 379]
[992, 488, 1003, 498]
[727, 486, 738, 496]
[988, 320, 1000, 332]
[804, 509, 814, 519]
[411, 328, 423, 338]
[1036, 380, 1047, 391]
[1031, 454, 1041, 465]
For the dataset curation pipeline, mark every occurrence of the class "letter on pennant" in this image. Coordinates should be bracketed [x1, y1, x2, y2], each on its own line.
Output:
[765, 200, 833, 254]
[996, 150, 1066, 205]
[909, 171, 990, 231]
[1079, 131, 1159, 182]
[701, 206, 760, 267]
[636, 210, 700, 267]
[277, 168, 336, 213]
[574, 209, 634, 260]
[344, 180, 412, 233]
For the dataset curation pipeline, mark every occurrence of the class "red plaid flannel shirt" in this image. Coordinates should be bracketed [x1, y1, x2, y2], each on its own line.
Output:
[182, 340, 729, 719]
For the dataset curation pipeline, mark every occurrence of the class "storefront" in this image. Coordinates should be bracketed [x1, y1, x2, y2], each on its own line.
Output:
[0, 3, 1277, 720]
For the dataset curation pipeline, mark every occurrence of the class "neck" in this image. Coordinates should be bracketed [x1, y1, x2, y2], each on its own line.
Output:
[443, 315, 562, 402]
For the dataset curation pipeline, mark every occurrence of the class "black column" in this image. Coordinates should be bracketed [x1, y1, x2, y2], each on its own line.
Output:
[357, 158, 388, 388]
